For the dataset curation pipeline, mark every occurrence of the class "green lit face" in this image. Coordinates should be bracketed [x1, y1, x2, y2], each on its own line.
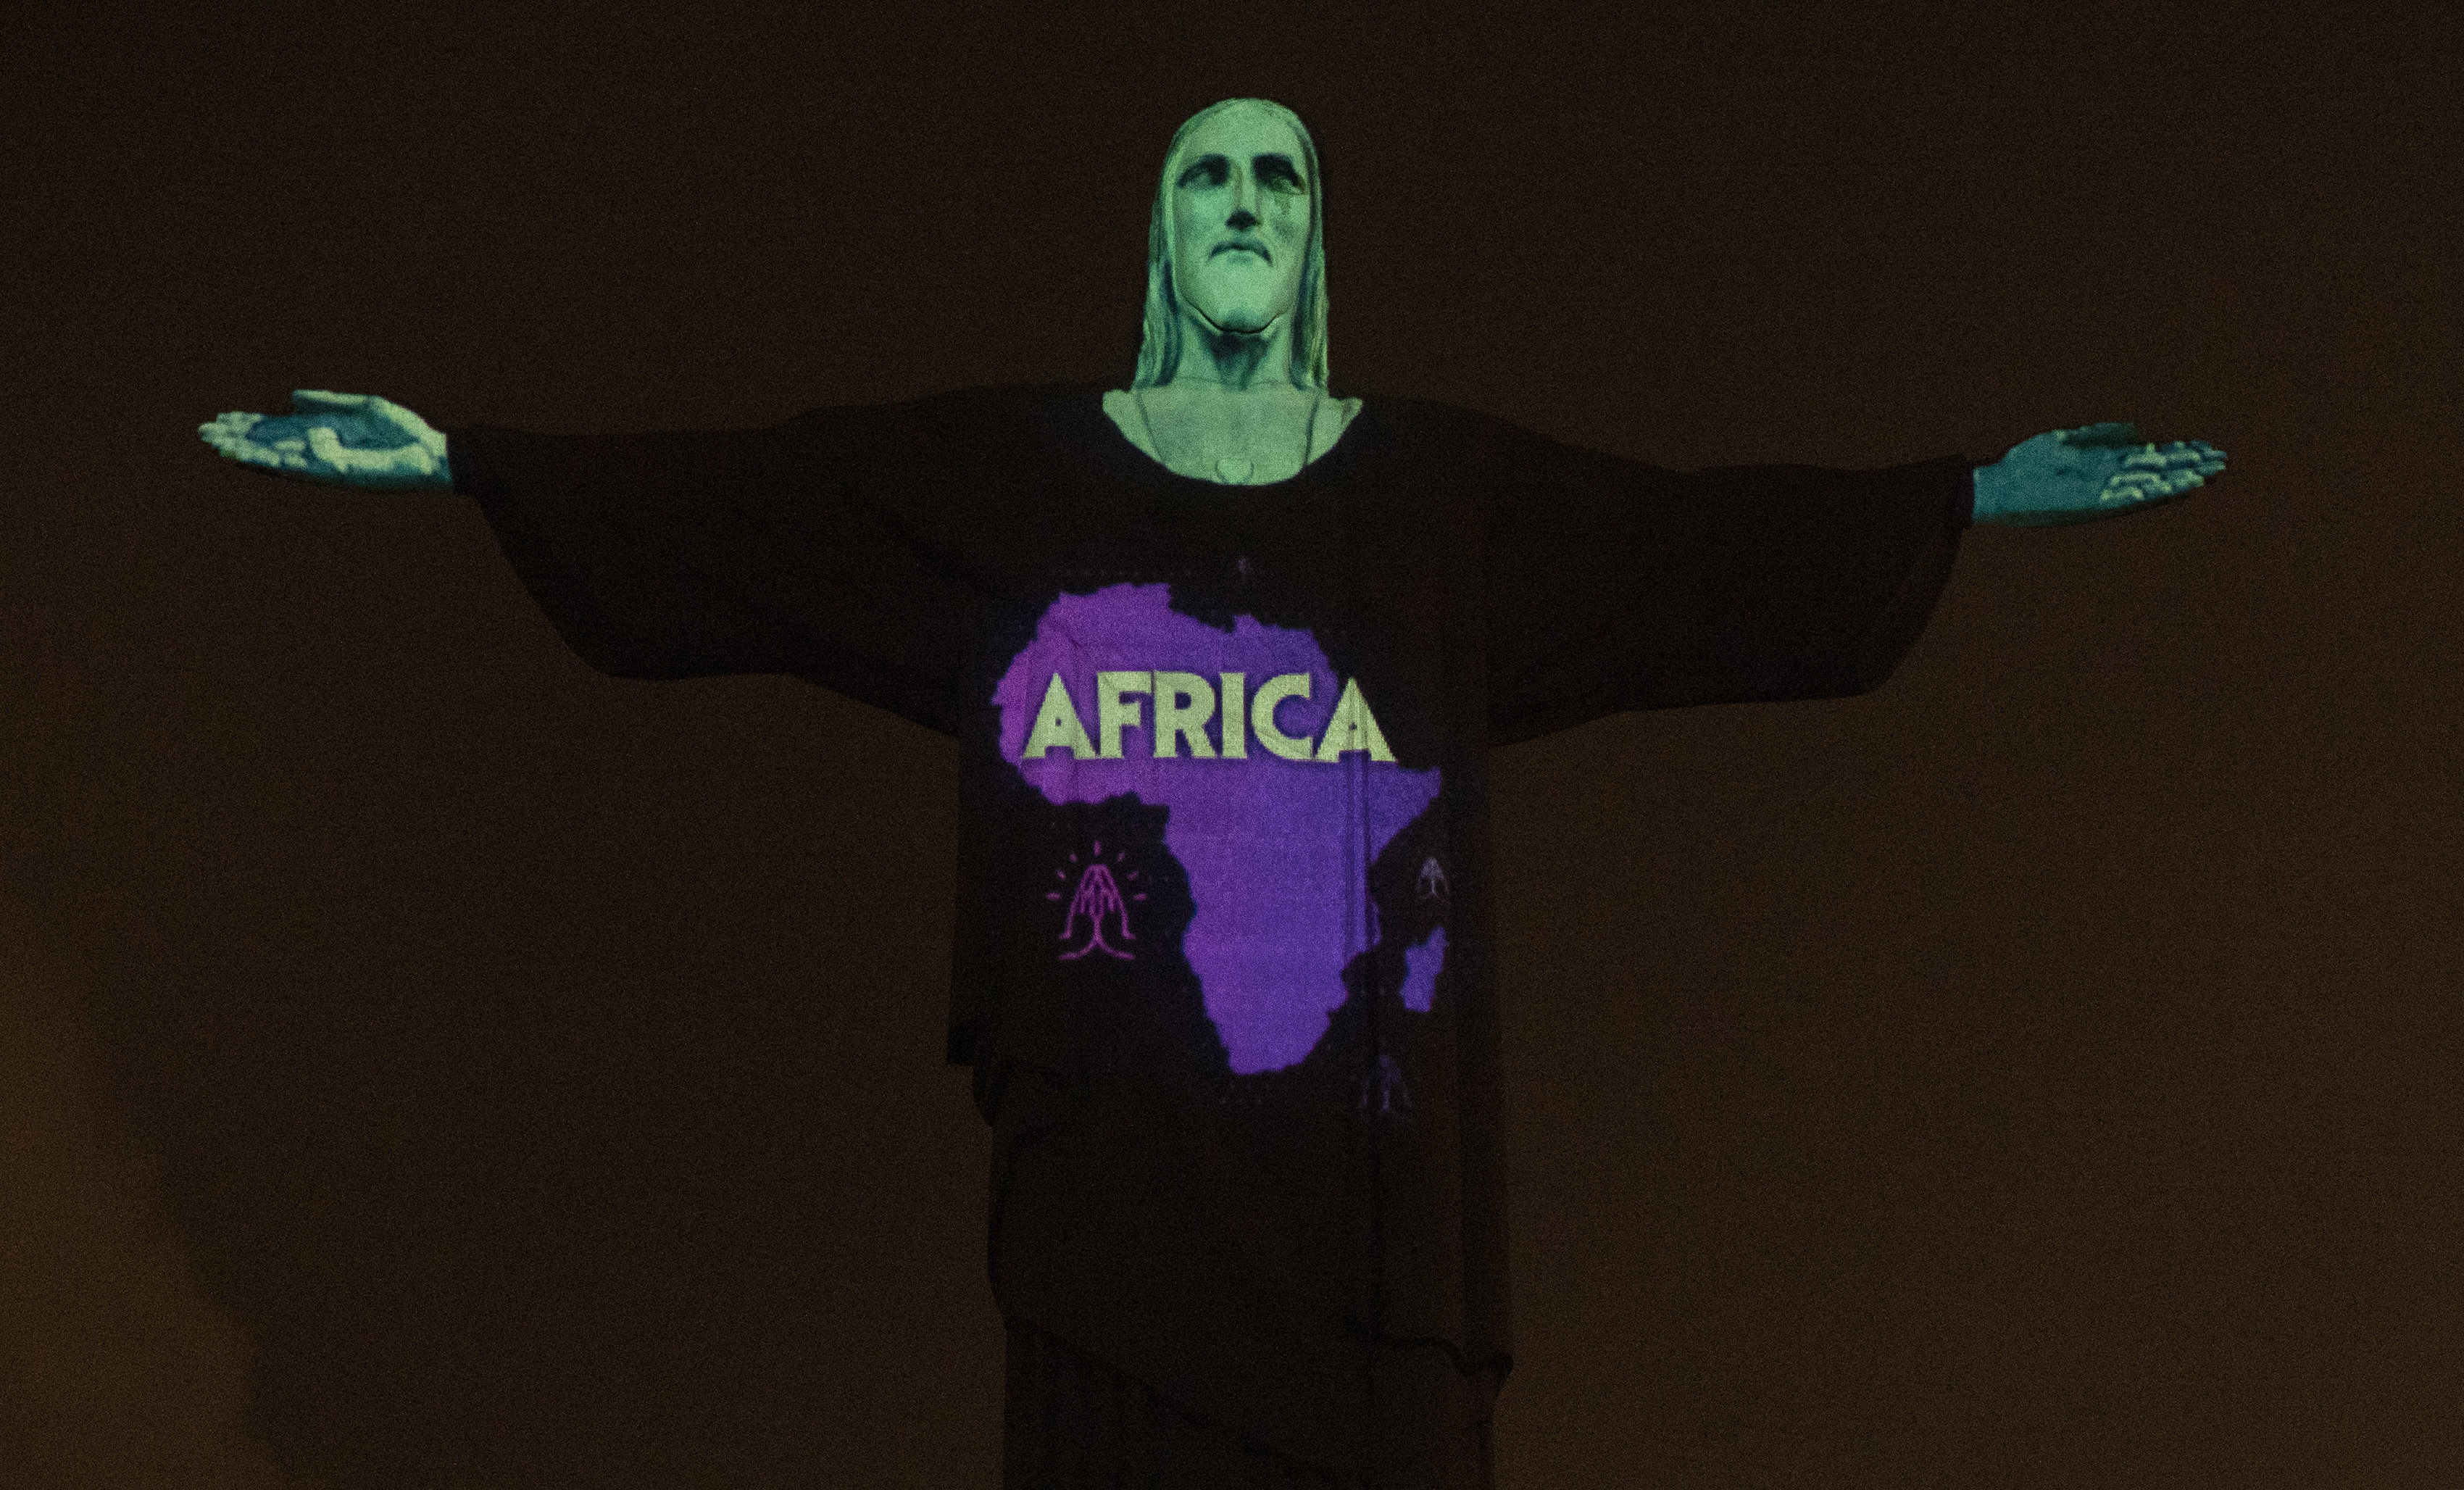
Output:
[1168, 105, 1311, 338]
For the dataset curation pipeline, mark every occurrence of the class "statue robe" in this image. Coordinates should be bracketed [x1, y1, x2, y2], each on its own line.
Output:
[443, 383, 1973, 1488]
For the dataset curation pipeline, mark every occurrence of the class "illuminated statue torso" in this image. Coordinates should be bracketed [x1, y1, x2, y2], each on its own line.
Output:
[436, 375, 1983, 1484]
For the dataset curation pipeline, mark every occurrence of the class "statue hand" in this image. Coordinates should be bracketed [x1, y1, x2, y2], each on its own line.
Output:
[197, 390, 453, 490]
[1972, 423, 2225, 527]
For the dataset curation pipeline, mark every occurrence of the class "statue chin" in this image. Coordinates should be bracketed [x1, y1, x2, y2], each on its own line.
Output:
[1195, 304, 1281, 338]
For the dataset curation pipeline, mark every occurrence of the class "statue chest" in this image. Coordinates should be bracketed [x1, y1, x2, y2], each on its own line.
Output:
[1103, 389, 1360, 486]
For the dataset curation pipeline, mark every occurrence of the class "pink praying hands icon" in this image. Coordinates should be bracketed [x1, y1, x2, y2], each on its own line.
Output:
[1050, 841, 1146, 960]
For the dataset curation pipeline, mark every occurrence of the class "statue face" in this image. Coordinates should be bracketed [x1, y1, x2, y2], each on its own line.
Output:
[1167, 103, 1312, 340]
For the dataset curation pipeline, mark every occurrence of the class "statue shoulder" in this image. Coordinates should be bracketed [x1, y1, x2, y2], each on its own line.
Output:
[1101, 388, 1159, 459]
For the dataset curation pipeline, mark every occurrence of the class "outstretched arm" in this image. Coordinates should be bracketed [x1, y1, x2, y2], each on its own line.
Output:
[1971, 423, 2226, 527]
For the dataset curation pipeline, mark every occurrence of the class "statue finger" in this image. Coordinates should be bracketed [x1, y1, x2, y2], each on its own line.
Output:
[307, 425, 367, 469]
[366, 394, 430, 434]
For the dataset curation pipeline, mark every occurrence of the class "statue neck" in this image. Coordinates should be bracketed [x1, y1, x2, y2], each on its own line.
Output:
[1166, 307, 1304, 394]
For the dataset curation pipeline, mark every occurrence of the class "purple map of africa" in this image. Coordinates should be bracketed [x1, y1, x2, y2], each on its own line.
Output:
[993, 584, 1445, 1075]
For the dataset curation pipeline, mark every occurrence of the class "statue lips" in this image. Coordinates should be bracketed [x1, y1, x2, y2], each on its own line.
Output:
[1212, 239, 1270, 261]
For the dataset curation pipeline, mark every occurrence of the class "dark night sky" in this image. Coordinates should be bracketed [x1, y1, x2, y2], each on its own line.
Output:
[3, 2, 2457, 1486]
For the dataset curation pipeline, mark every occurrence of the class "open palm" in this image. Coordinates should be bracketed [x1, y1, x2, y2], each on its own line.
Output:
[1978, 423, 2226, 527]
[197, 390, 451, 489]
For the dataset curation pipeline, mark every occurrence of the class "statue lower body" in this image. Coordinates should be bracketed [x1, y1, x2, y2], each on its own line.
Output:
[1002, 1314, 1494, 1489]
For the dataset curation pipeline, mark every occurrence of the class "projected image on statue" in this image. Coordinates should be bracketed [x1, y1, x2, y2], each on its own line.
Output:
[994, 583, 1444, 1075]
[1050, 841, 1144, 961]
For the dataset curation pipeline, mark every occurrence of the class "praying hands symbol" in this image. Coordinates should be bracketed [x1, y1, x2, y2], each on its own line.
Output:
[1050, 841, 1144, 960]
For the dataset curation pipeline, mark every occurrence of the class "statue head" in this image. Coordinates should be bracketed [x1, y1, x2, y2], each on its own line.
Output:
[1131, 98, 1331, 391]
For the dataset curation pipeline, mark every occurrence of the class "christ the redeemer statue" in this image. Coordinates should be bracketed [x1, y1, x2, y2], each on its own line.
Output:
[200, 97, 2224, 1490]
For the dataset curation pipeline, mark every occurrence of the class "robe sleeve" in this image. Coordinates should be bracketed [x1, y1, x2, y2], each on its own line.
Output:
[444, 399, 986, 737]
[1482, 423, 1974, 746]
